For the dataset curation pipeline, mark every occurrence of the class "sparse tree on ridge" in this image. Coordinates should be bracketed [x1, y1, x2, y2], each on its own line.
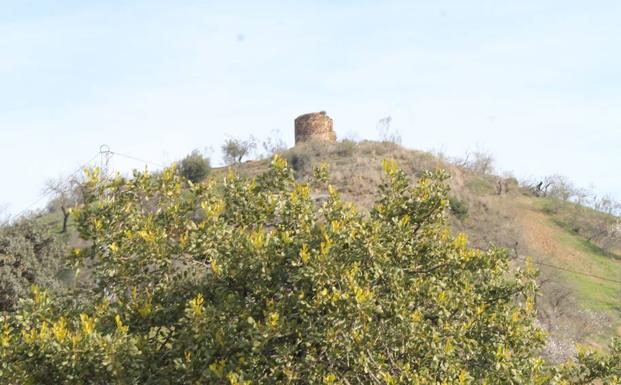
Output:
[45, 176, 81, 233]
[377, 116, 402, 144]
[456, 150, 495, 175]
[222, 136, 257, 165]
[261, 129, 288, 158]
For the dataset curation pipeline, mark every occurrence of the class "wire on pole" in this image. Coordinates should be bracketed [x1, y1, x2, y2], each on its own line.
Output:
[110, 151, 166, 169]
[515, 255, 621, 285]
[6, 151, 101, 223]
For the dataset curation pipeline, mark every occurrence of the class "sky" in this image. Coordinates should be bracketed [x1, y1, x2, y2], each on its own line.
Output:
[1, 0, 620, 218]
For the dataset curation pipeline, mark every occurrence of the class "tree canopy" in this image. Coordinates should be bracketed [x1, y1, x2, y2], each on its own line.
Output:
[1, 157, 619, 384]
[179, 150, 211, 183]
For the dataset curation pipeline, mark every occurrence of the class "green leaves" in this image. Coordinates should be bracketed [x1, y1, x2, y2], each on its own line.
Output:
[0, 220, 65, 313]
[1, 156, 620, 384]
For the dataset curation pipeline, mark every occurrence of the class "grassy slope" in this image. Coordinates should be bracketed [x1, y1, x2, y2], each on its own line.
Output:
[517, 196, 621, 349]
[556, 230, 621, 315]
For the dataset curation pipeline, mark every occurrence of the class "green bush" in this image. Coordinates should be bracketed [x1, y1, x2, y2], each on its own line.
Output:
[286, 150, 311, 174]
[0, 220, 64, 312]
[336, 139, 356, 157]
[179, 150, 211, 183]
[449, 196, 469, 220]
[1, 159, 620, 384]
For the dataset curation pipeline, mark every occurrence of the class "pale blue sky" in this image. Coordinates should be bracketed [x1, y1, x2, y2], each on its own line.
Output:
[1, 0, 620, 216]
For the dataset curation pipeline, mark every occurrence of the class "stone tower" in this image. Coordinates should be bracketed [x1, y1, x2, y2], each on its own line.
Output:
[294, 111, 336, 144]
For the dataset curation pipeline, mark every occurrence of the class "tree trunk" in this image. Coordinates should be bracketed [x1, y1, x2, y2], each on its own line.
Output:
[61, 207, 69, 233]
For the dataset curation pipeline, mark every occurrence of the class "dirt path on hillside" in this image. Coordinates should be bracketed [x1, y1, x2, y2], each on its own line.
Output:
[519, 207, 573, 263]
[517, 198, 611, 272]
[515, 198, 621, 337]
[519, 208, 559, 258]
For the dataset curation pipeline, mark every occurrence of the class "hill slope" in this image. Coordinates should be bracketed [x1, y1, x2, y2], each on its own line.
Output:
[214, 140, 620, 360]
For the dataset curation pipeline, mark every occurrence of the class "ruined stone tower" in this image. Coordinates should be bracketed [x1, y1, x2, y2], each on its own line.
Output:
[294, 111, 336, 144]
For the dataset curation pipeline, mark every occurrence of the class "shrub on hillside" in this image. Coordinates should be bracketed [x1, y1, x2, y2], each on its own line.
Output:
[179, 150, 211, 183]
[0, 220, 64, 312]
[449, 196, 469, 220]
[1, 159, 620, 384]
[286, 149, 311, 175]
[336, 139, 356, 157]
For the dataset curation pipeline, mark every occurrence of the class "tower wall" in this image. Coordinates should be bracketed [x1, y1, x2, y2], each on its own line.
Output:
[294, 111, 336, 144]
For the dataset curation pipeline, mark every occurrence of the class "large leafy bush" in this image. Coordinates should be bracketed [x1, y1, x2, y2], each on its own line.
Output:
[179, 150, 211, 183]
[0, 220, 64, 312]
[1, 157, 619, 384]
